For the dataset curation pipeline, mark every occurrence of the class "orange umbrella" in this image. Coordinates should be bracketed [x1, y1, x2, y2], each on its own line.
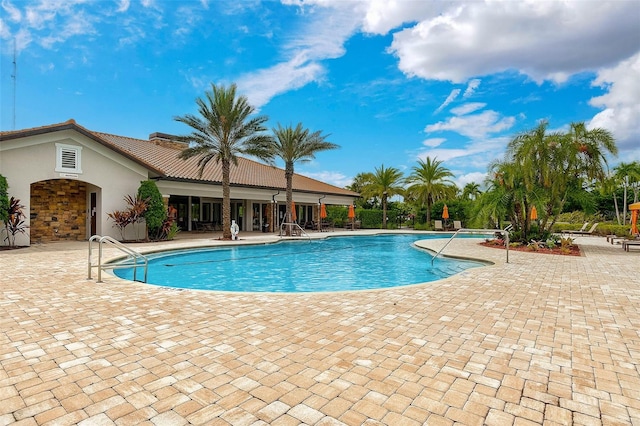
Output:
[320, 203, 327, 219]
[348, 205, 355, 219]
[291, 201, 296, 222]
[630, 202, 640, 235]
[530, 205, 538, 221]
[442, 204, 449, 220]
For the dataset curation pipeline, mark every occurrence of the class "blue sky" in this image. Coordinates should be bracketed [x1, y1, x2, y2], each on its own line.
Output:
[1, 0, 639, 189]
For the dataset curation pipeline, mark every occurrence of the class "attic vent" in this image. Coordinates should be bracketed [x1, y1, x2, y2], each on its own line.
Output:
[61, 148, 76, 168]
[55, 143, 83, 174]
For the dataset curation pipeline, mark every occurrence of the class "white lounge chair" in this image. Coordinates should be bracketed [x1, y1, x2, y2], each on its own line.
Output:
[453, 220, 462, 230]
[434, 220, 444, 231]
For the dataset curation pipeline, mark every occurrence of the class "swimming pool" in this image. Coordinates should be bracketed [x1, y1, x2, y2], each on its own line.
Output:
[112, 234, 484, 293]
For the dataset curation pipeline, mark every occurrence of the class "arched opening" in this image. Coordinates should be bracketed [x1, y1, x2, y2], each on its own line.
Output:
[29, 179, 88, 243]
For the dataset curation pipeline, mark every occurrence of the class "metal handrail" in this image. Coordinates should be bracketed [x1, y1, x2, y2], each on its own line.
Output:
[88, 235, 148, 283]
[279, 222, 311, 241]
[431, 228, 510, 265]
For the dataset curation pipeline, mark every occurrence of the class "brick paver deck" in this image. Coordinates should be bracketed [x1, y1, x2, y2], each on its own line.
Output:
[1, 231, 638, 425]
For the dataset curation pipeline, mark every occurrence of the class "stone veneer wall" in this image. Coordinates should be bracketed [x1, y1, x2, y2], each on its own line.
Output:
[30, 179, 87, 243]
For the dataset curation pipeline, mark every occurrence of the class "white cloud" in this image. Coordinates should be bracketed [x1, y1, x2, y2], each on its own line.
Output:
[463, 79, 480, 98]
[425, 110, 516, 140]
[454, 171, 487, 189]
[588, 52, 640, 154]
[422, 138, 445, 148]
[414, 136, 509, 180]
[382, 1, 639, 84]
[237, 56, 325, 109]
[300, 170, 351, 189]
[450, 102, 485, 116]
[434, 89, 459, 114]
[2, 1, 22, 22]
[236, 3, 360, 109]
[116, 0, 130, 13]
[361, 1, 439, 35]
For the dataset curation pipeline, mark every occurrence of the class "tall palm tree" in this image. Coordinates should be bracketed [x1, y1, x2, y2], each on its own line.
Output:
[614, 161, 640, 224]
[361, 164, 405, 228]
[461, 182, 482, 200]
[262, 123, 338, 225]
[405, 157, 455, 227]
[175, 83, 273, 240]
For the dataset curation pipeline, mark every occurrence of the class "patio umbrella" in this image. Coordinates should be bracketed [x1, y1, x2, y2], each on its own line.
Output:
[630, 202, 640, 235]
[530, 205, 538, 220]
[442, 204, 449, 219]
[319, 203, 327, 231]
[348, 204, 355, 230]
[291, 201, 296, 222]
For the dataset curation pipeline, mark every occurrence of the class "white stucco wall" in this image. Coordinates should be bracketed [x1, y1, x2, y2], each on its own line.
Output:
[0, 129, 151, 245]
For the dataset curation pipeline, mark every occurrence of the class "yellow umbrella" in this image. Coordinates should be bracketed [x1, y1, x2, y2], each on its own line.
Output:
[530, 205, 538, 220]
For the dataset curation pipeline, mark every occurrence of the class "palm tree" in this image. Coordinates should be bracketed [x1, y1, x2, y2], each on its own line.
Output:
[506, 121, 617, 232]
[348, 172, 375, 208]
[461, 182, 482, 200]
[361, 165, 405, 228]
[405, 157, 455, 227]
[567, 122, 617, 183]
[614, 161, 640, 224]
[259, 123, 338, 227]
[175, 83, 273, 240]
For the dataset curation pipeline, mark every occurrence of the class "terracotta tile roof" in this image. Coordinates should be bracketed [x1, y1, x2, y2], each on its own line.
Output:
[1, 120, 357, 197]
[1, 119, 165, 176]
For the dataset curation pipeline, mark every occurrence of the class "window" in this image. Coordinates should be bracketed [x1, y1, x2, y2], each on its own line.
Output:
[55, 143, 82, 173]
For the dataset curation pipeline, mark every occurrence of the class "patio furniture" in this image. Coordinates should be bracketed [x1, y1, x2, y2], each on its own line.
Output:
[622, 239, 640, 252]
[564, 222, 599, 236]
[434, 220, 444, 231]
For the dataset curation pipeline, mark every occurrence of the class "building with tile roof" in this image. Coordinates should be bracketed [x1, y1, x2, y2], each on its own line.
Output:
[0, 120, 358, 245]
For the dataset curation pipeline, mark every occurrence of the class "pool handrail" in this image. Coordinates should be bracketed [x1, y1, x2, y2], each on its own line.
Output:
[88, 235, 148, 283]
[279, 222, 311, 241]
[431, 228, 510, 265]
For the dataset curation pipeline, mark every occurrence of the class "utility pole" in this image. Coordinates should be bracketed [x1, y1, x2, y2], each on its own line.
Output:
[11, 38, 17, 130]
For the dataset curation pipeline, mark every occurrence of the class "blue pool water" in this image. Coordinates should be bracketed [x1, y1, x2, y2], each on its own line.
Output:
[113, 234, 483, 293]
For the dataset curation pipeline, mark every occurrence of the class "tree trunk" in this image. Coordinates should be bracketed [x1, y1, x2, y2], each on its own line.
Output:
[222, 160, 232, 240]
[613, 193, 621, 225]
[285, 163, 294, 236]
[382, 193, 388, 229]
[623, 183, 628, 225]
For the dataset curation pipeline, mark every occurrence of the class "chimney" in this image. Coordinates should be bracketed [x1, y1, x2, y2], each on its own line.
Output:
[148, 132, 188, 150]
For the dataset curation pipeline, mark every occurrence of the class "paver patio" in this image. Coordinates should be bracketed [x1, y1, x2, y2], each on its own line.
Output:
[1, 231, 638, 425]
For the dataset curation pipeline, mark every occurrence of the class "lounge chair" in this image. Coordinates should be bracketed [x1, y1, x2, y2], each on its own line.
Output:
[622, 239, 640, 251]
[565, 222, 599, 236]
[434, 220, 444, 231]
[453, 220, 462, 230]
[569, 222, 589, 234]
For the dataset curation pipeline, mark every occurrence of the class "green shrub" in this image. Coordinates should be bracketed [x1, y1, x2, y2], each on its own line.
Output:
[0, 174, 9, 225]
[551, 222, 630, 237]
[137, 180, 166, 240]
[595, 223, 632, 237]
